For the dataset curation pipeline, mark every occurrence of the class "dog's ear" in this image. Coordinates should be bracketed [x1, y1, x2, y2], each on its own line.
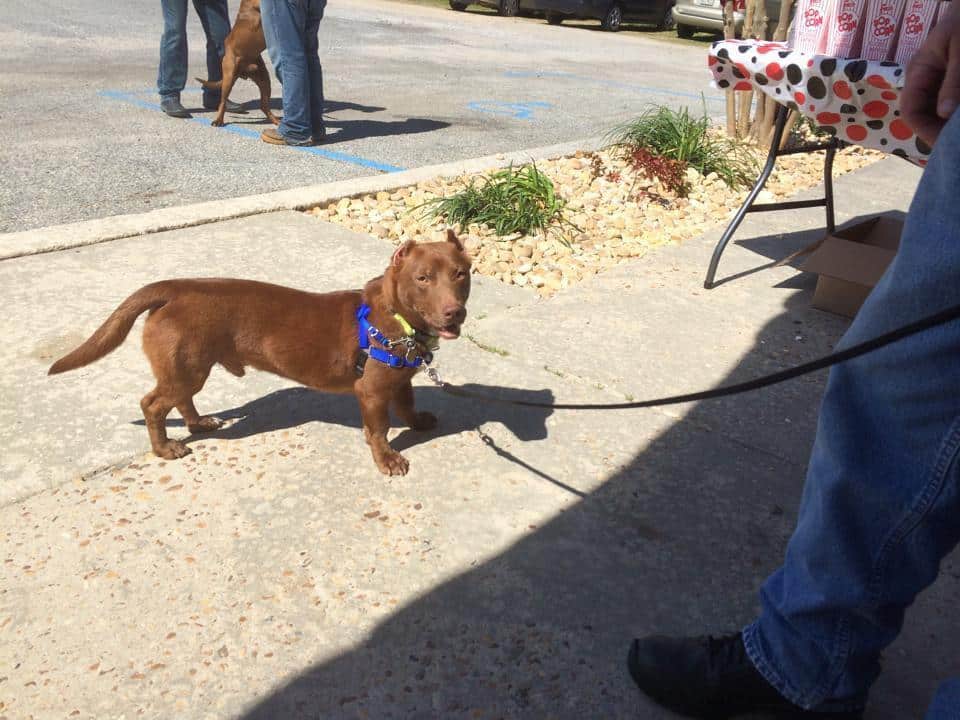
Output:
[445, 229, 465, 252]
[392, 239, 416, 267]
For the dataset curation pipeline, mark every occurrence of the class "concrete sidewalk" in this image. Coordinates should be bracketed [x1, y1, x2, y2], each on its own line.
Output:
[2, 157, 957, 719]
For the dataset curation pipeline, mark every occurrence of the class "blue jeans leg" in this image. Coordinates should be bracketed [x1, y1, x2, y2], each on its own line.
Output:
[158, 0, 231, 102]
[262, 0, 325, 143]
[304, 0, 326, 138]
[261, 1, 283, 85]
[158, 0, 190, 100]
[192, 0, 231, 105]
[742, 111, 960, 712]
[925, 678, 960, 720]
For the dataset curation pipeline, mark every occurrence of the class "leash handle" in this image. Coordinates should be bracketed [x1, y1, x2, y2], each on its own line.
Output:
[431, 302, 960, 411]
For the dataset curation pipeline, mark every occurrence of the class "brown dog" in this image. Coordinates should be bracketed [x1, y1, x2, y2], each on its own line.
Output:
[48, 234, 471, 476]
[196, 0, 279, 128]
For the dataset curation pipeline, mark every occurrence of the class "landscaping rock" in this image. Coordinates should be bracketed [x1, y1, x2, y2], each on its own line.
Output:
[306, 144, 881, 297]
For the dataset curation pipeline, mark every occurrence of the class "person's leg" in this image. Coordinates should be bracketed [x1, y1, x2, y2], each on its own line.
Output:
[261, 0, 283, 85]
[742, 110, 960, 712]
[158, 0, 190, 101]
[262, 0, 312, 144]
[925, 678, 960, 720]
[304, 0, 326, 140]
[630, 110, 960, 716]
[192, 0, 231, 107]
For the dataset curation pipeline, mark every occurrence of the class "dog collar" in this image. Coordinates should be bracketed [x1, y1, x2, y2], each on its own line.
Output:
[355, 303, 435, 374]
[394, 312, 440, 351]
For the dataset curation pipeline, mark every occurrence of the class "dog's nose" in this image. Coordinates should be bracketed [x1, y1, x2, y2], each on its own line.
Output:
[443, 304, 465, 322]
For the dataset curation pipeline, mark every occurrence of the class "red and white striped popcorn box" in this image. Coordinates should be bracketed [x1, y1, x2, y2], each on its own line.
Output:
[790, 0, 835, 52]
[824, 0, 868, 56]
[862, 0, 908, 59]
[937, 0, 952, 23]
[894, 0, 939, 64]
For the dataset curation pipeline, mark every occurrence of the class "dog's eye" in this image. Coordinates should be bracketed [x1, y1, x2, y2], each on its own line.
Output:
[455, 269, 467, 279]
[417, 275, 429, 283]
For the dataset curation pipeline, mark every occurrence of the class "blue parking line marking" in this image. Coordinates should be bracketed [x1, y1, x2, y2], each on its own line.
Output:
[468, 100, 553, 121]
[98, 90, 405, 173]
[502, 71, 725, 104]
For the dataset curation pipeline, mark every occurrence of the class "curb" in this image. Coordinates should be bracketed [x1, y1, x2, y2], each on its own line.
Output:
[0, 136, 604, 261]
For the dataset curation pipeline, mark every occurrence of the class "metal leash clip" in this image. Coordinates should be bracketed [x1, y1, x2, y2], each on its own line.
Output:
[424, 366, 443, 387]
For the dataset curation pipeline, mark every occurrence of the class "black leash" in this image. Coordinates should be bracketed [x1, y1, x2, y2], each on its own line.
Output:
[427, 302, 960, 410]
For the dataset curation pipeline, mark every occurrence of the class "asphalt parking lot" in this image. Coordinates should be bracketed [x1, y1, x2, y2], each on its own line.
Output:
[2, 0, 722, 232]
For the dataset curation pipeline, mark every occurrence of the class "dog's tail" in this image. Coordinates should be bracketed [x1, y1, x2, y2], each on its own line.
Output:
[48, 283, 172, 375]
[195, 77, 222, 91]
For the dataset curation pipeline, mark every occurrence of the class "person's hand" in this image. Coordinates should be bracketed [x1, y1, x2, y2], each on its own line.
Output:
[901, 12, 960, 147]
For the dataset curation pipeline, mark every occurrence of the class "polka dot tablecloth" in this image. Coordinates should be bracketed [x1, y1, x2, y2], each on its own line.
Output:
[709, 39, 931, 166]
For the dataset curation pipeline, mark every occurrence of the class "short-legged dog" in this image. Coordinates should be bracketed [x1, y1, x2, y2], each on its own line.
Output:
[49, 233, 471, 476]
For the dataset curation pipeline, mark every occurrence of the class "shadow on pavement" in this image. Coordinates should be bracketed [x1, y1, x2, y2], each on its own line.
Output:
[226, 268, 955, 719]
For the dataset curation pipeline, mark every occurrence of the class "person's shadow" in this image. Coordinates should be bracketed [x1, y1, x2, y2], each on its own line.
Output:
[232, 97, 451, 141]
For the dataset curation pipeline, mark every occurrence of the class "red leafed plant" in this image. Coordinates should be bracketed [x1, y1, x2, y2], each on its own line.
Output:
[627, 147, 689, 198]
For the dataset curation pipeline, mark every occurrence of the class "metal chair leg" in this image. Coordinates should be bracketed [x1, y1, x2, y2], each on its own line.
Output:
[824, 141, 837, 234]
[703, 104, 789, 289]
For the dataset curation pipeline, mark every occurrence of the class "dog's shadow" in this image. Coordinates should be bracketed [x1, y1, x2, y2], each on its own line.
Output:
[135, 384, 554, 452]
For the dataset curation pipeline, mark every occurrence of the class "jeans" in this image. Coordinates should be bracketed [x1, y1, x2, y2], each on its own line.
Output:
[742, 110, 960, 715]
[261, 0, 326, 143]
[158, 0, 231, 105]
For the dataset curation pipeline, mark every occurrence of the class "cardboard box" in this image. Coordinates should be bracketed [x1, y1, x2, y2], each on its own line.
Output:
[802, 217, 902, 317]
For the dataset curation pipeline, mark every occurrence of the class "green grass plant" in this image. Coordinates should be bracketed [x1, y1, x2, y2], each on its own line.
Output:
[606, 105, 757, 189]
[416, 163, 573, 238]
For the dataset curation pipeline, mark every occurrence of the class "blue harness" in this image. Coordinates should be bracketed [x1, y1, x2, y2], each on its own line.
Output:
[355, 303, 435, 373]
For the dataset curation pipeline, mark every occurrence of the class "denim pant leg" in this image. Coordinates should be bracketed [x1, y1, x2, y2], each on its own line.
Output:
[305, 0, 326, 138]
[925, 678, 960, 720]
[261, 1, 283, 85]
[158, 0, 190, 100]
[742, 112, 960, 712]
[263, 0, 312, 143]
[192, 0, 231, 103]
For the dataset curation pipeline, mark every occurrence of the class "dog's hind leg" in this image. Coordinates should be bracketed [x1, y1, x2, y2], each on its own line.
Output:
[177, 397, 224, 434]
[141, 387, 190, 459]
[252, 58, 280, 125]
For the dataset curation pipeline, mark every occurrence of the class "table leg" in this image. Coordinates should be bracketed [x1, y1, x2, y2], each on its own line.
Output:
[703, 104, 790, 289]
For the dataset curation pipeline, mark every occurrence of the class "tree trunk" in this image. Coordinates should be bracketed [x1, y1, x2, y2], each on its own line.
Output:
[723, 0, 738, 136]
[736, 0, 757, 137]
[758, 0, 797, 143]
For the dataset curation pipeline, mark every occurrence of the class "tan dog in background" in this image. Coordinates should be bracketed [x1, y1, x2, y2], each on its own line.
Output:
[196, 0, 279, 128]
[48, 234, 471, 476]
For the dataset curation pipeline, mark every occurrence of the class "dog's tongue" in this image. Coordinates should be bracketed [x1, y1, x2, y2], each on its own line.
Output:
[438, 326, 460, 339]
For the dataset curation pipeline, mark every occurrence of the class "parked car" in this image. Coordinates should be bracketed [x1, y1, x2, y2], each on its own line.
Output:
[449, 0, 675, 31]
[671, 0, 783, 38]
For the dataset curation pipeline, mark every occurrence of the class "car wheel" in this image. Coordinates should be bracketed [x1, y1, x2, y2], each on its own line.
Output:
[449, 0, 468, 8]
[656, 2, 676, 29]
[601, 3, 622, 30]
[676, 22, 695, 38]
[498, 0, 519, 16]
[546, 12, 563, 24]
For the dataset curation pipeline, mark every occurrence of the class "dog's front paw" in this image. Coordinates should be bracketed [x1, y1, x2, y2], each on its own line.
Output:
[377, 451, 410, 476]
[154, 439, 191, 460]
[268, 115, 281, 126]
[409, 411, 437, 431]
[211, 118, 225, 127]
[188, 416, 225, 433]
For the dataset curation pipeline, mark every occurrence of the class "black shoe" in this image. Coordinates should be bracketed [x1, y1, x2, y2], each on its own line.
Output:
[202, 97, 247, 113]
[627, 634, 864, 719]
[160, 97, 191, 119]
